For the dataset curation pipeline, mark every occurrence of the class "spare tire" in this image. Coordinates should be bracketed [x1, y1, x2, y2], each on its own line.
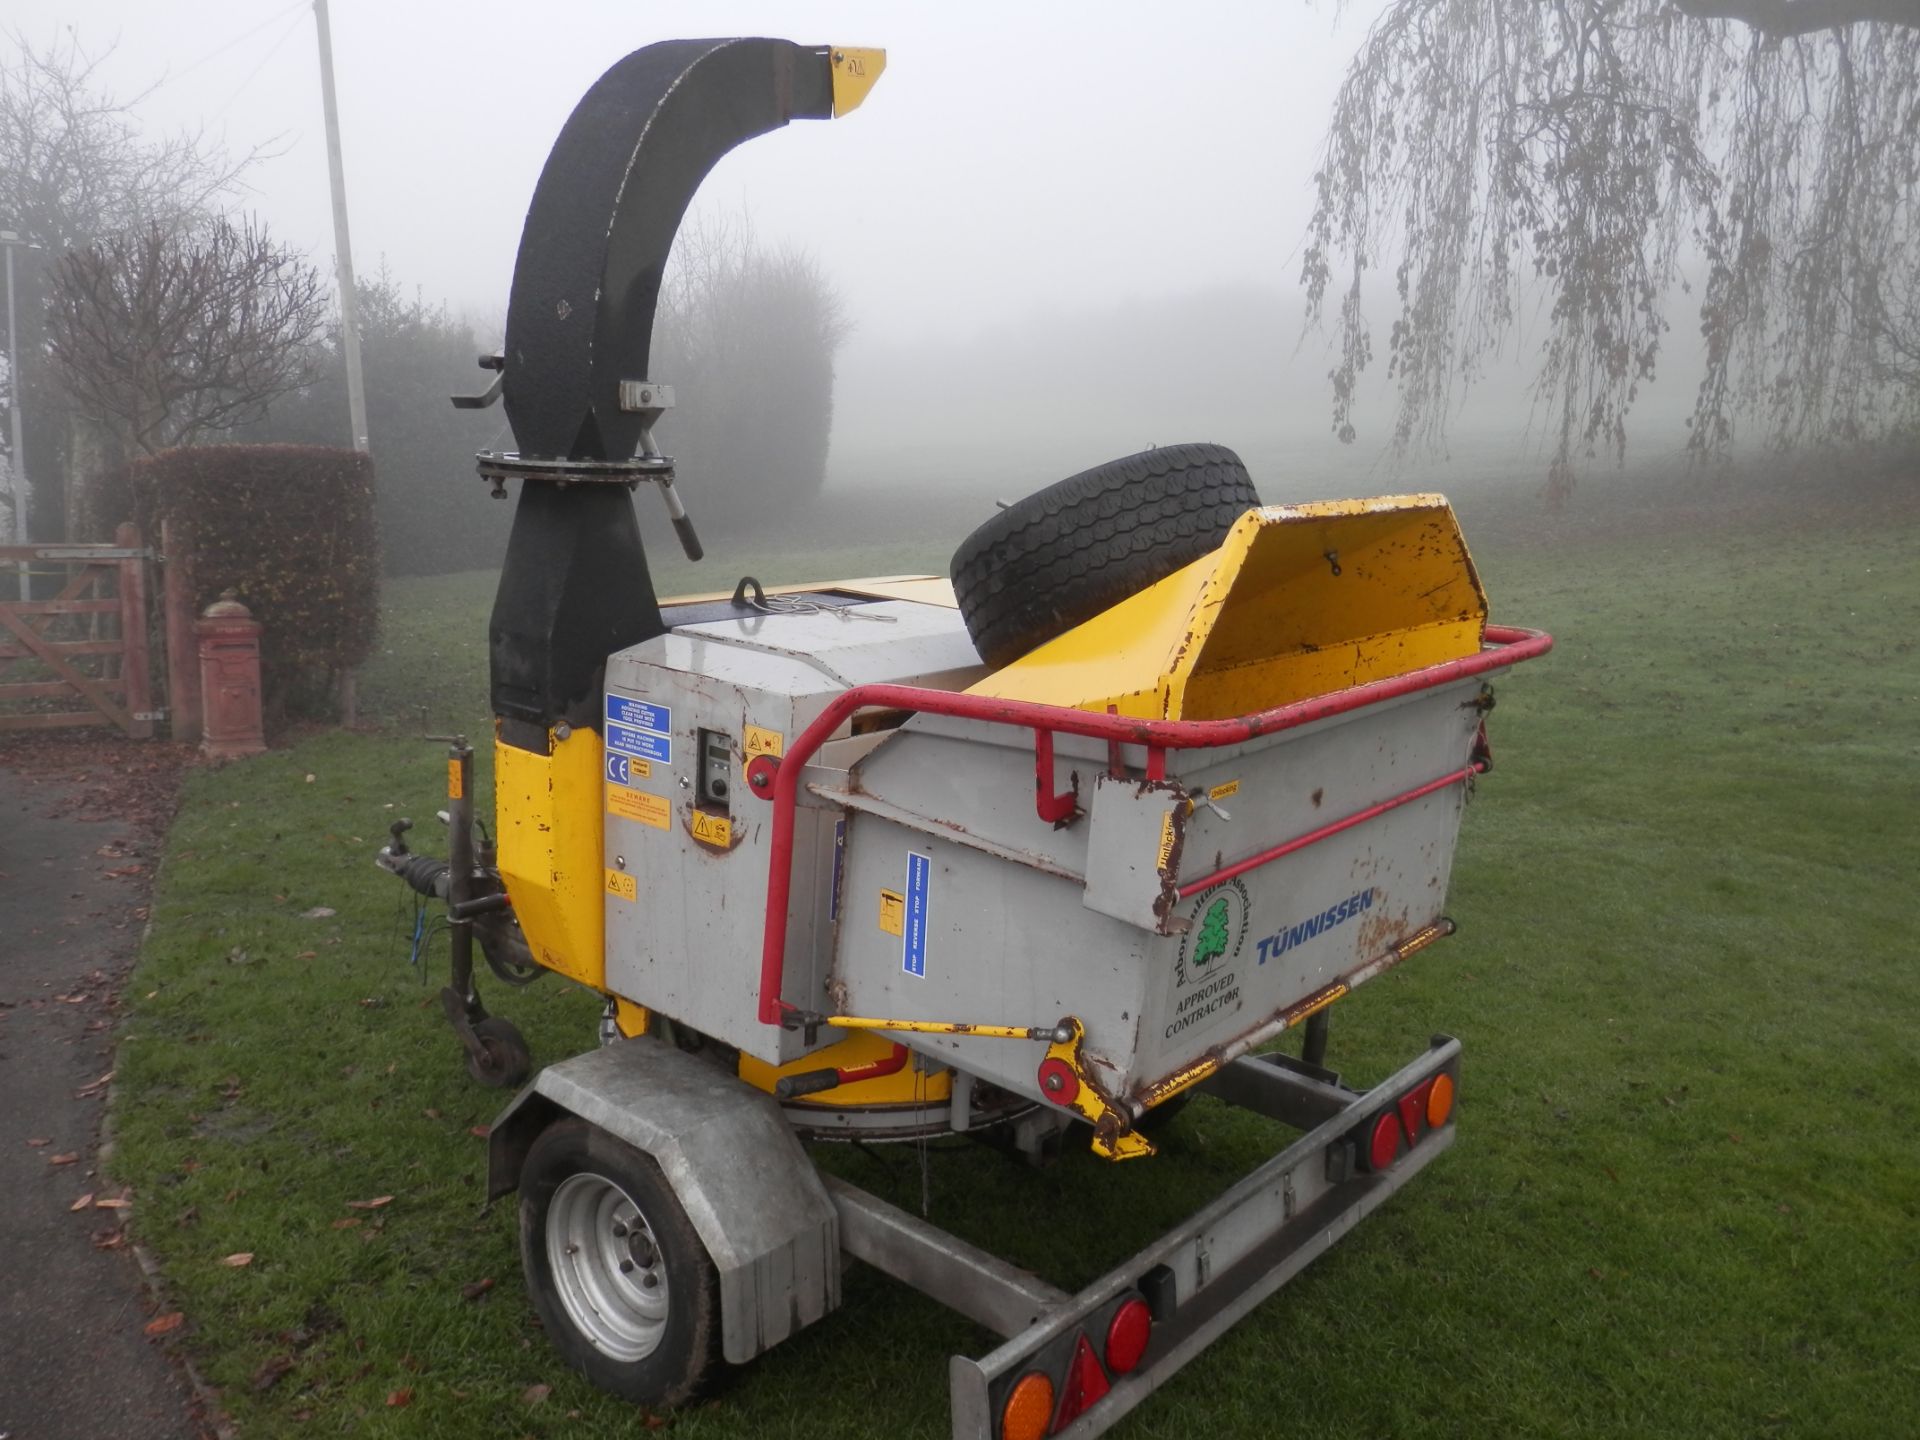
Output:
[951, 443, 1260, 668]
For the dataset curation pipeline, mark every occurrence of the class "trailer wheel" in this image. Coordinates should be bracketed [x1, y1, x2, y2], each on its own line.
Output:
[465, 1016, 532, 1088]
[519, 1117, 720, 1407]
[950, 443, 1260, 668]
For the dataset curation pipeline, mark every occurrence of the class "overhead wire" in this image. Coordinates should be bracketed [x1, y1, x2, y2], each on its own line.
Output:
[150, 0, 311, 93]
[211, 8, 311, 122]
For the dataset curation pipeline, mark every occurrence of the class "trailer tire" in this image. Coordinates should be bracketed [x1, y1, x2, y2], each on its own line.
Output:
[519, 1117, 721, 1408]
[950, 444, 1260, 668]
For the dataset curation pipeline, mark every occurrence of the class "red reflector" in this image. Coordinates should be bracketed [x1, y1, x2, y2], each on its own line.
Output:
[1368, 1110, 1402, 1170]
[1397, 1084, 1430, 1142]
[1104, 1297, 1152, 1375]
[1051, 1333, 1111, 1431]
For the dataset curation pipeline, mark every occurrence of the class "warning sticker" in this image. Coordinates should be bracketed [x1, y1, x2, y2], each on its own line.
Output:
[903, 852, 931, 978]
[604, 751, 651, 787]
[604, 868, 637, 902]
[878, 889, 905, 936]
[1209, 779, 1241, 802]
[1156, 811, 1177, 873]
[607, 786, 670, 830]
[691, 812, 732, 848]
[744, 725, 784, 759]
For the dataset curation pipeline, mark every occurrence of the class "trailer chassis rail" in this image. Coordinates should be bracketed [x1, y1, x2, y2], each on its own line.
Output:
[825, 1034, 1462, 1440]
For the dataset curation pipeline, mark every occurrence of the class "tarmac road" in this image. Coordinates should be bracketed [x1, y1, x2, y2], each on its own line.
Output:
[0, 765, 203, 1440]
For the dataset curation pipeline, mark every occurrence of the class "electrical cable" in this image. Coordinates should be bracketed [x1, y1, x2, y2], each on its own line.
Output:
[152, 0, 310, 92]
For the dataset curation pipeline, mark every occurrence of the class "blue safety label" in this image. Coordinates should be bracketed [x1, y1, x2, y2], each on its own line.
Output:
[605, 720, 672, 765]
[606, 696, 670, 734]
[903, 851, 931, 978]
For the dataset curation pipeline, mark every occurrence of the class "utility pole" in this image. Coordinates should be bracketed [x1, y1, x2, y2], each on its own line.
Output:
[2, 229, 33, 598]
[313, 0, 369, 454]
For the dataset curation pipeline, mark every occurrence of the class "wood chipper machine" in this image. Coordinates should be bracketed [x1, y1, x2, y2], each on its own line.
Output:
[374, 38, 1553, 1439]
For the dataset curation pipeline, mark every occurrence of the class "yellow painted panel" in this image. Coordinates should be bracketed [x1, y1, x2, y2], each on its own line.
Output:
[829, 46, 887, 117]
[969, 496, 1487, 720]
[495, 726, 606, 989]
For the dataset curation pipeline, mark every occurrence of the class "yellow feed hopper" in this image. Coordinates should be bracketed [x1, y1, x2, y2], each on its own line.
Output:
[968, 495, 1487, 718]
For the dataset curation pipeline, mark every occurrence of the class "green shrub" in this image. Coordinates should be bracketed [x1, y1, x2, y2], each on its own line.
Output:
[136, 444, 379, 718]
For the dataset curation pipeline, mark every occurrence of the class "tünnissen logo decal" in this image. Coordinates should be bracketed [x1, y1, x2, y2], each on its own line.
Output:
[1255, 887, 1377, 965]
[1168, 880, 1249, 1039]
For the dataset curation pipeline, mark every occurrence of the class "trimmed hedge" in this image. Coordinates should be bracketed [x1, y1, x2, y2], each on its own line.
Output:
[135, 445, 379, 718]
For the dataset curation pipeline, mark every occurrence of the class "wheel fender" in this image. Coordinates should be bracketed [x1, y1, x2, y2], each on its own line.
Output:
[487, 1039, 839, 1364]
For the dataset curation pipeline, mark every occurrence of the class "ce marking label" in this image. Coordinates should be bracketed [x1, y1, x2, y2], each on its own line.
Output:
[605, 752, 650, 787]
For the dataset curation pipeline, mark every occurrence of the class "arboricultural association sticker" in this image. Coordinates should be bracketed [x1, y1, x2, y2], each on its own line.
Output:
[1168, 878, 1250, 1041]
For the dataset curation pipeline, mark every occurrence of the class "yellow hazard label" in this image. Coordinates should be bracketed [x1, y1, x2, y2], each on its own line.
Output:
[691, 811, 732, 847]
[878, 889, 905, 936]
[446, 759, 463, 799]
[1209, 779, 1240, 802]
[1157, 811, 1177, 872]
[604, 868, 637, 902]
[607, 786, 670, 830]
[744, 725, 784, 759]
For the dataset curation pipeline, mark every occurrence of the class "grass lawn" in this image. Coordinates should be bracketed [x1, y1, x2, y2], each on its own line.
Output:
[107, 477, 1919, 1438]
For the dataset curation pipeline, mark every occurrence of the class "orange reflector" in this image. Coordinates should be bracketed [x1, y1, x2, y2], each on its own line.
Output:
[1427, 1071, 1455, 1128]
[1053, 1334, 1112, 1431]
[1368, 1110, 1402, 1170]
[1001, 1371, 1054, 1440]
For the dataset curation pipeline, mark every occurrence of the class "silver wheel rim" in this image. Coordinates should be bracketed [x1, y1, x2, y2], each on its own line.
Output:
[546, 1171, 671, 1361]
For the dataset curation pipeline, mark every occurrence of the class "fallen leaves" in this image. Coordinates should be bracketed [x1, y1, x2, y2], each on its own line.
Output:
[345, 1195, 394, 1211]
[252, 1355, 296, 1392]
[26, 1137, 50, 1147]
[460, 1277, 494, 1301]
[299, 906, 337, 920]
[47, 1152, 80, 1166]
[220, 1252, 255, 1267]
[70, 1193, 94, 1211]
[95, 1192, 132, 1209]
[521, 1383, 552, 1406]
[144, 1312, 185, 1337]
[385, 1387, 413, 1408]
[330, 1217, 362, 1231]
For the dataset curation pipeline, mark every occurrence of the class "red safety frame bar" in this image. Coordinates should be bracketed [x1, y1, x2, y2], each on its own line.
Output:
[757, 625, 1552, 1025]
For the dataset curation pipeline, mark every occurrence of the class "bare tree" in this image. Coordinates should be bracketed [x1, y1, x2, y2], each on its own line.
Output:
[652, 212, 853, 529]
[0, 29, 257, 249]
[1304, 0, 1920, 494]
[46, 217, 327, 457]
[1, 29, 267, 537]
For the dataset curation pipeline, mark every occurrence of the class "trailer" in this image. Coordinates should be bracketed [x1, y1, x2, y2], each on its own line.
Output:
[376, 38, 1552, 1439]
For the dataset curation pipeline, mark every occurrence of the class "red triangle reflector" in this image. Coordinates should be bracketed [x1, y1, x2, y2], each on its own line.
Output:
[1053, 1333, 1112, 1430]
[1397, 1084, 1430, 1143]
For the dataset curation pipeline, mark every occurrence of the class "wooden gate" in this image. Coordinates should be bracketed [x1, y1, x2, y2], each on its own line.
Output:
[0, 523, 159, 738]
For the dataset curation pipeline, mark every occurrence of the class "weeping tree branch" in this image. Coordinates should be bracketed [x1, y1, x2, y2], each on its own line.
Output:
[1305, 0, 1920, 495]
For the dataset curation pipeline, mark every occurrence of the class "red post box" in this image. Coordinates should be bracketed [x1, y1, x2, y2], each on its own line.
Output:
[196, 591, 267, 760]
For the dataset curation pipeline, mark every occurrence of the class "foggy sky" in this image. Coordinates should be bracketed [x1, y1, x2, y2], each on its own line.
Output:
[44, 4, 1366, 338]
[32, 2, 1699, 494]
